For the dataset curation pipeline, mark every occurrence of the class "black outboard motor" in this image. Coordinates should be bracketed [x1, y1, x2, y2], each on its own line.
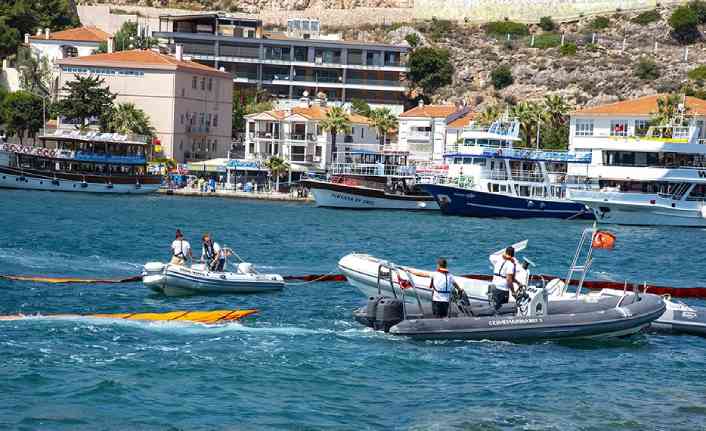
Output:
[366, 296, 404, 332]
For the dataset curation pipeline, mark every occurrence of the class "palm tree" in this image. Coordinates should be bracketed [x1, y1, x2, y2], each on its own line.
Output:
[511, 101, 541, 147]
[369, 108, 397, 148]
[478, 104, 502, 126]
[107, 103, 156, 137]
[319, 106, 351, 163]
[265, 156, 289, 192]
[542, 94, 570, 127]
[652, 94, 690, 127]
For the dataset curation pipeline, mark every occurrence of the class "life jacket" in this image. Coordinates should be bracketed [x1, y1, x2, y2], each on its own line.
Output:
[494, 259, 517, 284]
[430, 269, 451, 294]
[174, 240, 185, 257]
[203, 241, 216, 260]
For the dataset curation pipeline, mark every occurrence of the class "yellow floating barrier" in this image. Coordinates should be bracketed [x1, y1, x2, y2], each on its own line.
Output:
[0, 309, 257, 324]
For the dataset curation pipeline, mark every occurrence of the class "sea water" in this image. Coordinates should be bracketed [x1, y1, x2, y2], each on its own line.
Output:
[0, 189, 705, 430]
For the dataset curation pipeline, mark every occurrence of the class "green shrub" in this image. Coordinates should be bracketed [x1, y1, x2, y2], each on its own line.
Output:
[560, 42, 577, 56]
[632, 9, 661, 25]
[405, 33, 420, 48]
[428, 18, 455, 41]
[634, 57, 660, 80]
[688, 65, 706, 81]
[539, 16, 556, 31]
[407, 47, 454, 93]
[669, 5, 701, 43]
[484, 21, 529, 37]
[491, 65, 514, 90]
[531, 33, 561, 48]
[590, 16, 610, 29]
[689, 0, 706, 23]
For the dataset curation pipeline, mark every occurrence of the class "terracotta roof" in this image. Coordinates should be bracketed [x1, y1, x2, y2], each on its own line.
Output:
[572, 94, 706, 116]
[57, 49, 230, 78]
[248, 105, 370, 124]
[399, 104, 458, 118]
[447, 111, 477, 128]
[30, 26, 110, 43]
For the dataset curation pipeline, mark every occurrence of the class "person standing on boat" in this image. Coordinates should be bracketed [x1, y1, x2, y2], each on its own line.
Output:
[489, 247, 518, 311]
[410, 258, 461, 318]
[170, 229, 192, 266]
[201, 233, 225, 272]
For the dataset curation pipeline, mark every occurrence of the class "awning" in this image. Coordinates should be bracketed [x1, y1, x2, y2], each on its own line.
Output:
[186, 158, 229, 173]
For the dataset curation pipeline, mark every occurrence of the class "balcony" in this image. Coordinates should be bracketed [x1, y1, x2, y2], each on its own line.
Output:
[234, 71, 258, 81]
[262, 73, 290, 81]
[288, 133, 317, 142]
[346, 78, 403, 87]
[186, 124, 211, 134]
[290, 154, 316, 163]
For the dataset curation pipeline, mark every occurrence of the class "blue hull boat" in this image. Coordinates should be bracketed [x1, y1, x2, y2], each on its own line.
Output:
[423, 184, 595, 220]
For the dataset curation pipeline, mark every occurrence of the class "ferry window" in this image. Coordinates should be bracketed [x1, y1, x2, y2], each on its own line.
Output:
[477, 139, 489, 146]
[181, 88, 185, 97]
[473, 158, 484, 165]
[688, 184, 706, 200]
[610, 120, 629, 137]
[635, 120, 649, 136]
[180, 114, 184, 125]
[575, 119, 594, 136]
[192, 76, 197, 89]
[454, 157, 462, 164]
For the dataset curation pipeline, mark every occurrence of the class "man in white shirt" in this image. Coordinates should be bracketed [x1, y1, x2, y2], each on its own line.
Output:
[201, 233, 225, 271]
[489, 246, 518, 312]
[409, 258, 462, 318]
[170, 229, 192, 266]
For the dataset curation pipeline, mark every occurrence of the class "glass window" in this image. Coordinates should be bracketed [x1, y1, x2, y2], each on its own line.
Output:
[201, 77, 205, 90]
[610, 120, 629, 137]
[575, 119, 594, 136]
[207, 78, 212, 91]
[635, 119, 649, 136]
[192, 76, 197, 89]
[213, 114, 218, 127]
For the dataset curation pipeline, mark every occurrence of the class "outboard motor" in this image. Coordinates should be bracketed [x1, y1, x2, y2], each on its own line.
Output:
[367, 296, 404, 332]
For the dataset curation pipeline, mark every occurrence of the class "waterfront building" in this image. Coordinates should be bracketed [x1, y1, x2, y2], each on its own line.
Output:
[397, 102, 475, 161]
[27, 26, 110, 64]
[566, 94, 706, 226]
[56, 48, 233, 162]
[244, 97, 378, 171]
[153, 13, 409, 114]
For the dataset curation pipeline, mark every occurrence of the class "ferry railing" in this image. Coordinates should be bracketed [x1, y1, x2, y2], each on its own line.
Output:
[329, 163, 416, 177]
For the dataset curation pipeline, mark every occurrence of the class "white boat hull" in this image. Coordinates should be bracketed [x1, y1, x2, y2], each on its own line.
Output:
[143, 263, 285, 296]
[311, 188, 439, 210]
[587, 203, 706, 227]
[0, 171, 159, 194]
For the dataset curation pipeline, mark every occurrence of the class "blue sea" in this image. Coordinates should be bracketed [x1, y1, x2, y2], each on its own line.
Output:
[0, 189, 705, 430]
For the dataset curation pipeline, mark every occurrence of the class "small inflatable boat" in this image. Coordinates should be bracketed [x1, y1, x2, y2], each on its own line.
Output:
[142, 262, 284, 296]
[353, 263, 665, 341]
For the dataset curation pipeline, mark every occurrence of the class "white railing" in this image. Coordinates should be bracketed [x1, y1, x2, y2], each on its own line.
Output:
[330, 163, 415, 177]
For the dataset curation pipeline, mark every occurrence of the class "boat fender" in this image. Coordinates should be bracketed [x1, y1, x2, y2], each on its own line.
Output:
[701, 206, 706, 219]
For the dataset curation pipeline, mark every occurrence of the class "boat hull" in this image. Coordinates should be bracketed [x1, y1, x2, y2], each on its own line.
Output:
[144, 264, 285, 296]
[422, 184, 593, 219]
[652, 303, 706, 336]
[304, 180, 438, 211]
[0, 169, 160, 194]
[589, 203, 706, 227]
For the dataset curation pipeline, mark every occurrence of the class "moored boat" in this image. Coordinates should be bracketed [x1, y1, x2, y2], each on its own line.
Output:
[0, 130, 161, 194]
[301, 150, 439, 210]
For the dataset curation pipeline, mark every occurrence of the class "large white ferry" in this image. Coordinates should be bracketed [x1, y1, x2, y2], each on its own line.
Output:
[422, 119, 594, 219]
[567, 120, 706, 227]
[0, 130, 161, 194]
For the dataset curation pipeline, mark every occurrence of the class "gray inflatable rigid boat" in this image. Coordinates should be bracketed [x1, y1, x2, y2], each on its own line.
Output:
[353, 263, 666, 342]
[651, 299, 706, 336]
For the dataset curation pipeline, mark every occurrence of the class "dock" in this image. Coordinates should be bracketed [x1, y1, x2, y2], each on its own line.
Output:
[159, 188, 313, 203]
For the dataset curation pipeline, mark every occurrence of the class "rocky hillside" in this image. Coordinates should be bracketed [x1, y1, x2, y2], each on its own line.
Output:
[368, 7, 706, 110]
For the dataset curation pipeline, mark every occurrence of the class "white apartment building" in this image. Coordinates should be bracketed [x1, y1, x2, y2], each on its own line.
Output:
[56, 48, 233, 162]
[28, 26, 110, 63]
[244, 99, 378, 171]
[398, 102, 476, 161]
[568, 94, 706, 179]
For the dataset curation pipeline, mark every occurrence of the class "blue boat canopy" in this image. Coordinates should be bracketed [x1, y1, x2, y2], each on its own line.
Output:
[445, 147, 592, 164]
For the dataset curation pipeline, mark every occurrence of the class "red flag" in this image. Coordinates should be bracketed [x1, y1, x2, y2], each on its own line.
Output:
[592, 231, 616, 249]
[397, 274, 413, 289]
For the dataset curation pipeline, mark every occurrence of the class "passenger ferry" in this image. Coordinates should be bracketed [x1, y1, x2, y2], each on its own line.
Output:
[0, 130, 161, 193]
[567, 123, 706, 227]
[422, 120, 595, 219]
[300, 150, 439, 210]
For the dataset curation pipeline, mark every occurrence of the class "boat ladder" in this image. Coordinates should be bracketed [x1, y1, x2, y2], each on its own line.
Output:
[563, 226, 597, 298]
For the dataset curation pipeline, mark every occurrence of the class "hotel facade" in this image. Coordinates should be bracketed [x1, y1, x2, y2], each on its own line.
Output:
[153, 14, 409, 114]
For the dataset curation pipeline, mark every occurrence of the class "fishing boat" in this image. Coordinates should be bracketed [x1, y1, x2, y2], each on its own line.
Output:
[300, 150, 439, 210]
[0, 129, 161, 194]
[353, 260, 665, 341]
[142, 255, 284, 296]
[567, 121, 706, 227]
[421, 119, 594, 219]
